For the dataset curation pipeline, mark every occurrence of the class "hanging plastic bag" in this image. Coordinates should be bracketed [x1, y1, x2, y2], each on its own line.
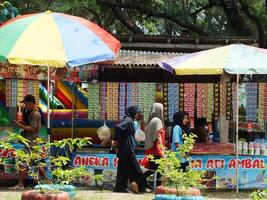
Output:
[97, 121, 111, 141]
[135, 128, 145, 142]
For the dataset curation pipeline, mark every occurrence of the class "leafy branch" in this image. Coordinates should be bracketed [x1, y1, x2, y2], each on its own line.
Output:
[151, 133, 205, 196]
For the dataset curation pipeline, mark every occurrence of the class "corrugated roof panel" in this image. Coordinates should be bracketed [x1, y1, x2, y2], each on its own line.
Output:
[113, 50, 185, 65]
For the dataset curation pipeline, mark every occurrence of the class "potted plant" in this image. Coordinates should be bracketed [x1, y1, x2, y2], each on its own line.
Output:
[0, 132, 92, 200]
[151, 133, 205, 200]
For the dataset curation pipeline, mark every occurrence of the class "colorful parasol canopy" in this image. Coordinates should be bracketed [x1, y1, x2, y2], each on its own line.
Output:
[158, 44, 267, 75]
[0, 11, 121, 67]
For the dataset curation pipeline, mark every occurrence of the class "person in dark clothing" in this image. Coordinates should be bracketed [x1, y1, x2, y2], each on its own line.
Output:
[194, 118, 208, 143]
[171, 111, 190, 172]
[113, 105, 146, 193]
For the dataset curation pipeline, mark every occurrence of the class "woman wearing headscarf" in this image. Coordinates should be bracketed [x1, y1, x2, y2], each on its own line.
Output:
[113, 105, 146, 193]
[171, 111, 190, 172]
[142, 103, 165, 186]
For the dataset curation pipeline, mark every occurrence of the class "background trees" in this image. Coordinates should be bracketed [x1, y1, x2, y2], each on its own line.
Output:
[6, 0, 267, 47]
[0, 1, 18, 24]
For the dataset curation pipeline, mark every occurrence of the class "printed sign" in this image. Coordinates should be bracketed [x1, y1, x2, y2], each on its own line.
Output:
[70, 153, 267, 189]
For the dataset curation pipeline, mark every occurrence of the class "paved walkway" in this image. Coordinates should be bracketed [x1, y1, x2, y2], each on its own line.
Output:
[0, 189, 251, 200]
[75, 190, 251, 200]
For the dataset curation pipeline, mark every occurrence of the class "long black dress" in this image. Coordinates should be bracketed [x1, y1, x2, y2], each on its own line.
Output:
[113, 106, 146, 193]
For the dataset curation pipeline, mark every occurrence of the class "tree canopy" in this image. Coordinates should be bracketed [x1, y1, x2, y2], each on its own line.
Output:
[0, 1, 18, 24]
[7, 0, 267, 47]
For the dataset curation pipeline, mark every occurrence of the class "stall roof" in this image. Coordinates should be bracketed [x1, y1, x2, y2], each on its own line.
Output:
[98, 50, 221, 83]
[97, 36, 257, 82]
[113, 50, 185, 66]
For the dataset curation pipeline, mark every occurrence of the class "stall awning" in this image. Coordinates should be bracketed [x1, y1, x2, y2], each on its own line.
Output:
[158, 44, 267, 75]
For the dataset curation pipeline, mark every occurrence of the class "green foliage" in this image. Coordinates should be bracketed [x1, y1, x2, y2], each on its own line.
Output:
[4, 0, 267, 40]
[1, 132, 92, 189]
[94, 173, 104, 189]
[251, 190, 267, 200]
[0, 1, 18, 24]
[51, 137, 92, 151]
[151, 133, 205, 196]
[51, 167, 91, 185]
[250, 176, 267, 200]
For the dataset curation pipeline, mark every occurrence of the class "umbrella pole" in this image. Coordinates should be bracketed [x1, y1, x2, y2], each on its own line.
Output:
[71, 81, 74, 139]
[235, 74, 240, 193]
[47, 66, 50, 143]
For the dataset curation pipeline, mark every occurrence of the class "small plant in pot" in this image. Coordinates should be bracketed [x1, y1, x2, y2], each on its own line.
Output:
[0, 132, 92, 200]
[151, 133, 206, 200]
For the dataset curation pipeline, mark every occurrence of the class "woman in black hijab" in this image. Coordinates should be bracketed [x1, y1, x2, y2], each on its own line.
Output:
[171, 111, 190, 171]
[113, 105, 146, 193]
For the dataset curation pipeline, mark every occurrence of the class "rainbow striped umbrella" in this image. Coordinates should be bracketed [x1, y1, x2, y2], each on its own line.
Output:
[158, 44, 267, 75]
[0, 11, 120, 67]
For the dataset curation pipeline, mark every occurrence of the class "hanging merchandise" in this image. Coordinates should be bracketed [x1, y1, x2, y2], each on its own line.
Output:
[33, 81, 39, 106]
[207, 84, 214, 122]
[11, 79, 18, 107]
[265, 84, 267, 120]
[6, 80, 11, 107]
[155, 83, 163, 103]
[258, 83, 267, 121]
[196, 83, 204, 118]
[106, 83, 119, 120]
[88, 83, 100, 119]
[99, 82, 106, 119]
[119, 83, 126, 121]
[146, 83, 156, 120]
[226, 82, 232, 120]
[245, 83, 258, 122]
[214, 84, 220, 121]
[167, 83, 179, 122]
[220, 83, 227, 117]
[232, 83, 237, 122]
[17, 79, 24, 105]
[163, 83, 168, 121]
[126, 83, 138, 108]
[179, 84, 184, 112]
[137, 83, 155, 121]
[184, 83, 195, 119]
[5, 79, 40, 107]
[258, 83, 265, 125]
[202, 84, 208, 118]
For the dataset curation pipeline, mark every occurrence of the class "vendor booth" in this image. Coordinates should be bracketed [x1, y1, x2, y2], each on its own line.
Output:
[0, 11, 120, 185]
[67, 45, 267, 190]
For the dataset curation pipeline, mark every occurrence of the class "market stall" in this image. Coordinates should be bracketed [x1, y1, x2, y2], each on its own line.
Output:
[158, 44, 267, 191]
[66, 45, 267, 190]
[0, 11, 120, 183]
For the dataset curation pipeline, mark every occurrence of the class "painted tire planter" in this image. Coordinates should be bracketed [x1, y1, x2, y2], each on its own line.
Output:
[34, 184, 76, 200]
[156, 186, 201, 196]
[21, 190, 69, 200]
[155, 194, 205, 200]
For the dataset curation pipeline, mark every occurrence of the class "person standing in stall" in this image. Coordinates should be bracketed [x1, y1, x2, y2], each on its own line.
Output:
[142, 102, 165, 187]
[171, 111, 190, 172]
[113, 105, 146, 193]
[9, 94, 48, 190]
